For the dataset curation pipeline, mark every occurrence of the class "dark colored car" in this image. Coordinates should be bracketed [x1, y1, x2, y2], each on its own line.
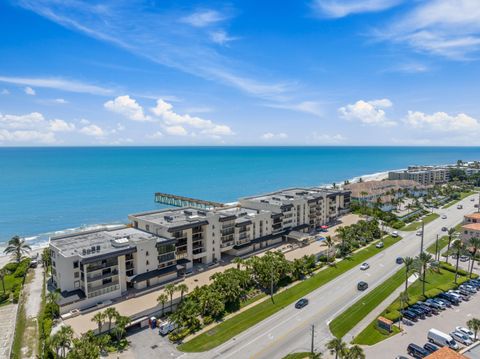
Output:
[423, 342, 440, 354]
[441, 227, 448, 231]
[396, 257, 404, 264]
[357, 281, 368, 291]
[408, 307, 426, 319]
[412, 304, 433, 316]
[438, 293, 459, 305]
[401, 310, 418, 322]
[423, 299, 443, 310]
[432, 297, 452, 308]
[295, 298, 309, 309]
[407, 343, 429, 358]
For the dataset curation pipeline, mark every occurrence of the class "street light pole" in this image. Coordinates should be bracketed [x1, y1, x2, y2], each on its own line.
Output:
[420, 221, 425, 253]
[311, 324, 315, 355]
[435, 234, 439, 261]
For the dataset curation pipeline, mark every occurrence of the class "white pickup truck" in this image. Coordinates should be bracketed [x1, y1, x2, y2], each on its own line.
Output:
[158, 320, 178, 336]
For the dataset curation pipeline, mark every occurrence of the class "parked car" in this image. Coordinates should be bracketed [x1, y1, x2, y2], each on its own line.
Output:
[407, 343, 429, 358]
[416, 230, 423, 236]
[417, 301, 440, 313]
[396, 257, 404, 264]
[158, 321, 177, 336]
[455, 326, 475, 341]
[427, 328, 458, 350]
[424, 299, 445, 310]
[360, 263, 370, 270]
[460, 255, 470, 262]
[412, 304, 433, 316]
[402, 310, 418, 322]
[441, 227, 448, 232]
[457, 204, 463, 209]
[445, 291, 463, 302]
[376, 241, 384, 248]
[450, 331, 473, 346]
[295, 298, 309, 309]
[441, 215, 447, 219]
[459, 284, 477, 294]
[438, 293, 459, 305]
[357, 281, 368, 291]
[423, 342, 440, 354]
[467, 280, 480, 289]
[449, 290, 469, 301]
[391, 231, 399, 237]
[432, 298, 451, 308]
[408, 307, 426, 319]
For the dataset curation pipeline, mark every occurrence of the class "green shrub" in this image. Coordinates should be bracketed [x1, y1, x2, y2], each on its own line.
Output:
[0, 292, 9, 303]
[202, 316, 214, 326]
[42, 318, 53, 337]
[13, 259, 30, 278]
[12, 288, 20, 303]
[425, 288, 442, 298]
[3, 262, 18, 273]
[437, 282, 456, 292]
[407, 294, 426, 306]
[168, 328, 189, 342]
[383, 310, 401, 322]
[391, 221, 405, 229]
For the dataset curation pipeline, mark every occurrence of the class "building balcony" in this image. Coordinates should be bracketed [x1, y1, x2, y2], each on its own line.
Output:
[87, 263, 118, 274]
[87, 269, 119, 282]
[220, 241, 234, 249]
[176, 251, 188, 259]
[87, 279, 119, 293]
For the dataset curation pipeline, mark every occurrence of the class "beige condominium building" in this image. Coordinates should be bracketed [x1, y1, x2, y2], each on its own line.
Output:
[50, 187, 350, 313]
[388, 166, 450, 186]
[461, 212, 480, 242]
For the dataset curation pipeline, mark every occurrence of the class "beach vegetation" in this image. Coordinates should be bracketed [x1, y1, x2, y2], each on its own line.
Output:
[3, 235, 31, 262]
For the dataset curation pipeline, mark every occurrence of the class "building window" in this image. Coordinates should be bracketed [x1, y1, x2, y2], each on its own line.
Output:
[146, 251, 149, 256]
[74, 272, 79, 279]
[74, 280, 80, 288]
[73, 261, 79, 269]
[103, 278, 112, 285]
[146, 260, 149, 266]
[146, 224, 150, 231]
[52, 261, 56, 268]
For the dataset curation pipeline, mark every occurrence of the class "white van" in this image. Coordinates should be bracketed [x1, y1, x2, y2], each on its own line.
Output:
[158, 320, 177, 336]
[427, 328, 459, 349]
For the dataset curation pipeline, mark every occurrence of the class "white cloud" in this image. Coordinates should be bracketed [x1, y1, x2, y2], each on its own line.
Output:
[165, 125, 188, 136]
[0, 76, 113, 95]
[180, 10, 226, 27]
[339, 99, 396, 126]
[266, 101, 324, 117]
[261, 132, 288, 140]
[151, 99, 234, 135]
[0, 112, 59, 144]
[80, 124, 105, 137]
[79, 119, 90, 125]
[49, 119, 76, 132]
[54, 98, 68, 104]
[378, 0, 480, 59]
[404, 110, 480, 132]
[24, 86, 36, 96]
[147, 131, 164, 139]
[1, 89, 9, 95]
[0, 112, 45, 129]
[104, 95, 150, 121]
[312, 0, 403, 18]
[0, 129, 55, 144]
[310, 132, 346, 143]
[210, 30, 237, 45]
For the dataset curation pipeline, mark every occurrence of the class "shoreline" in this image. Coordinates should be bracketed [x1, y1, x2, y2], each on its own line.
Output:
[0, 168, 397, 267]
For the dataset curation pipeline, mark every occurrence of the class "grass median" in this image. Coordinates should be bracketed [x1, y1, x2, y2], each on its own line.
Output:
[442, 191, 476, 208]
[401, 213, 439, 231]
[426, 235, 449, 255]
[329, 267, 405, 339]
[178, 235, 401, 352]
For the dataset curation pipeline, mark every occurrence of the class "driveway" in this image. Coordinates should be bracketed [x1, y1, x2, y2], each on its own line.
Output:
[0, 303, 18, 358]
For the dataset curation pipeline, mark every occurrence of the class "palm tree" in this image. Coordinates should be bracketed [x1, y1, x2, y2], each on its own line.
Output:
[57, 325, 74, 358]
[345, 345, 365, 359]
[398, 291, 410, 329]
[3, 235, 31, 262]
[113, 315, 131, 342]
[446, 228, 456, 264]
[177, 283, 189, 303]
[157, 293, 168, 317]
[232, 257, 243, 270]
[104, 307, 119, 333]
[326, 338, 347, 359]
[402, 257, 414, 293]
[451, 240, 465, 284]
[468, 237, 480, 278]
[165, 283, 176, 311]
[91, 311, 105, 334]
[0, 268, 6, 295]
[325, 236, 334, 260]
[467, 318, 480, 340]
[416, 252, 433, 296]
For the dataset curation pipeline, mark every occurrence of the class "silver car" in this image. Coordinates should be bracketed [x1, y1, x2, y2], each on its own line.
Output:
[450, 331, 473, 346]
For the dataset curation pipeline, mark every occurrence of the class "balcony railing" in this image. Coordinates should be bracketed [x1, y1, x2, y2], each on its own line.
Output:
[87, 279, 119, 293]
[87, 269, 119, 282]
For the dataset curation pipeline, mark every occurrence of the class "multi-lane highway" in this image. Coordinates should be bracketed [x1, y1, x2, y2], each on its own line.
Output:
[185, 194, 478, 359]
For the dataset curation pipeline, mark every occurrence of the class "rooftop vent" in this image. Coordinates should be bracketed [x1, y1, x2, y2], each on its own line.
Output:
[164, 215, 173, 222]
[198, 211, 207, 216]
[111, 237, 129, 248]
[183, 210, 193, 216]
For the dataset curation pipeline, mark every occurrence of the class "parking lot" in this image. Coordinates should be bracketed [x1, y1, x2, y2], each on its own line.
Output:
[107, 325, 183, 359]
[364, 280, 480, 358]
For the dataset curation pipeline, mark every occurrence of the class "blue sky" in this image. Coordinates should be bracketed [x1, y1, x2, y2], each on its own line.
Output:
[0, 0, 479, 146]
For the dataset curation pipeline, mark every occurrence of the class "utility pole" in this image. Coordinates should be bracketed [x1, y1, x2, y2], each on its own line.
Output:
[270, 265, 275, 304]
[435, 234, 439, 261]
[311, 324, 315, 355]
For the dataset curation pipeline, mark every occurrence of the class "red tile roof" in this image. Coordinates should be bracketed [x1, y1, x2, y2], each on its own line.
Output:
[425, 347, 468, 359]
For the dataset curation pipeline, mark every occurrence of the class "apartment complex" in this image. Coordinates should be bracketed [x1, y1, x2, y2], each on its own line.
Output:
[388, 166, 450, 186]
[50, 187, 350, 313]
[461, 212, 480, 242]
[50, 226, 178, 313]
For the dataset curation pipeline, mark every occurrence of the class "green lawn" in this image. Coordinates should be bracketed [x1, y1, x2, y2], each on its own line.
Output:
[283, 353, 317, 359]
[401, 213, 439, 231]
[178, 236, 402, 352]
[353, 265, 471, 345]
[329, 267, 405, 339]
[426, 235, 450, 255]
[443, 191, 476, 208]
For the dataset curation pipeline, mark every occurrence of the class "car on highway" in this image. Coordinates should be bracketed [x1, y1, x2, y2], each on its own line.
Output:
[441, 214, 447, 219]
[416, 230, 422, 236]
[460, 255, 469, 262]
[441, 226, 448, 231]
[295, 298, 309, 309]
[423, 342, 439, 354]
[357, 281, 368, 291]
[375, 241, 384, 248]
[360, 263, 370, 270]
[396, 257, 404, 264]
[391, 231, 399, 237]
[471, 198, 475, 201]
[450, 331, 473, 346]
[407, 343, 429, 358]
[455, 326, 475, 341]
[457, 204, 463, 209]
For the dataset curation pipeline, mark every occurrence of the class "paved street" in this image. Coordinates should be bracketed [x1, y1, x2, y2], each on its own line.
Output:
[178, 194, 478, 359]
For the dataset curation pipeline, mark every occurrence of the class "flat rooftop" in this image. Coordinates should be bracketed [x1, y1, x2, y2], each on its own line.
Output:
[129, 207, 211, 228]
[50, 226, 165, 258]
[241, 187, 345, 206]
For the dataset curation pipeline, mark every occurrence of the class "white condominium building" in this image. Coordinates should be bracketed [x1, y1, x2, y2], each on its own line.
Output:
[50, 226, 178, 314]
[388, 166, 450, 186]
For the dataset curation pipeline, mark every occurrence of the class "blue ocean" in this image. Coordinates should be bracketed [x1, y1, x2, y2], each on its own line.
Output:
[1, 146, 480, 249]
